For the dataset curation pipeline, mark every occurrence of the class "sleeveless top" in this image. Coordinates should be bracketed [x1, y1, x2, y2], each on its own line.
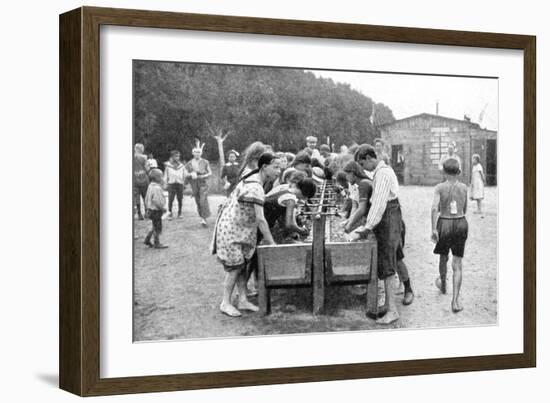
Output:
[264, 185, 298, 228]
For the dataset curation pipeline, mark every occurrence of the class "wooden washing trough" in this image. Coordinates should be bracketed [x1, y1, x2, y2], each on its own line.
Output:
[325, 240, 377, 284]
[257, 243, 312, 287]
[256, 180, 379, 316]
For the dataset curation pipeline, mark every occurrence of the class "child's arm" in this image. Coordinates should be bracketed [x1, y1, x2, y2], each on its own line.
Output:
[431, 186, 441, 243]
[345, 200, 367, 233]
[254, 204, 275, 245]
[283, 199, 308, 235]
[199, 161, 212, 180]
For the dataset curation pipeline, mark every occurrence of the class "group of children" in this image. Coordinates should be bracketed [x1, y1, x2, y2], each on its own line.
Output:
[135, 135, 487, 316]
[134, 142, 212, 249]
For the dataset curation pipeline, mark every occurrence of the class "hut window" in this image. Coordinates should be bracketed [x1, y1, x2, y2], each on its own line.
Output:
[430, 127, 450, 166]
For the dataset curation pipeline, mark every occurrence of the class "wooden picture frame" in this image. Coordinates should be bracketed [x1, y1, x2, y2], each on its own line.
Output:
[59, 6, 536, 396]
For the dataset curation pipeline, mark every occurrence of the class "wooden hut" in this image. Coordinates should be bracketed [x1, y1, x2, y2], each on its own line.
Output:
[379, 113, 497, 186]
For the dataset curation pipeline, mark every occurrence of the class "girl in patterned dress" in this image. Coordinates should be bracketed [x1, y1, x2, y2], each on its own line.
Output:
[211, 153, 281, 317]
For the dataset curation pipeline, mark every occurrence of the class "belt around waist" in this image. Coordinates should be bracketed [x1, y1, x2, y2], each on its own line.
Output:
[387, 198, 400, 206]
[439, 215, 466, 220]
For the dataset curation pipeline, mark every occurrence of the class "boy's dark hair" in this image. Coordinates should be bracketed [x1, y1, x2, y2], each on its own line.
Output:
[286, 169, 307, 185]
[374, 138, 384, 145]
[335, 170, 348, 187]
[240, 152, 277, 182]
[320, 144, 331, 153]
[354, 144, 377, 162]
[296, 178, 317, 199]
[443, 158, 461, 175]
[343, 160, 370, 179]
[257, 152, 277, 170]
[291, 151, 312, 166]
[170, 150, 180, 157]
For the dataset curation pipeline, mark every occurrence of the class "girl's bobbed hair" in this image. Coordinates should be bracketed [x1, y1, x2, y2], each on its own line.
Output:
[296, 178, 317, 199]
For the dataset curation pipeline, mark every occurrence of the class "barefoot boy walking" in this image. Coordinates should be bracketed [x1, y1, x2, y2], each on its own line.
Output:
[431, 159, 468, 313]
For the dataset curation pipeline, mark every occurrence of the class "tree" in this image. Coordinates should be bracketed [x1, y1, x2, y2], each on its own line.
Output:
[133, 61, 396, 162]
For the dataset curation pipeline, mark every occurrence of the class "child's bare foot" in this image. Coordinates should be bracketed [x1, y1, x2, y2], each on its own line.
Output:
[435, 277, 447, 294]
[452, 300, 463, 313]
[237, 300, 259, 312]
[220, 302, 241, 317]
[376, 309, 399, 325]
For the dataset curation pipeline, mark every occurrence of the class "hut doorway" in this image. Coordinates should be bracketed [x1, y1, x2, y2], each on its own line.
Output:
[486, 139, 497, 185]
[391, 144, 405, 184]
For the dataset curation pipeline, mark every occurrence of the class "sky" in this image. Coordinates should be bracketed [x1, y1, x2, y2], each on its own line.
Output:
[310, 70, 498, 132]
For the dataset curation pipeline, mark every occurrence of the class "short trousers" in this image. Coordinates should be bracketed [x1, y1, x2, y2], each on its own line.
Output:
[148, 209, 163, 233]
[433, 217, 468, 258]
[373, 199, 403, 280]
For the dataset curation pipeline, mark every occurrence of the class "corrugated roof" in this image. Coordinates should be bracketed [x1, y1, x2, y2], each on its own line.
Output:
[380, 113, 496, 133]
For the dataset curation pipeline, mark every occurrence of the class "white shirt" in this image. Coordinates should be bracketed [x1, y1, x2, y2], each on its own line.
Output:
[364, 161, 399, 230]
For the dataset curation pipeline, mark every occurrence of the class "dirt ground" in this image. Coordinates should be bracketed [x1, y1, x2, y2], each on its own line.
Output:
[133, 186, 497, 341]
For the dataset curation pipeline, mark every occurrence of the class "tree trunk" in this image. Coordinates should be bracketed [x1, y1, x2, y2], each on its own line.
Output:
[215, 132, 225, 166]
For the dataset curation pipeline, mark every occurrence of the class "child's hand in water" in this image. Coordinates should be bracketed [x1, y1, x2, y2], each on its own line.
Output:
[431, 230, 439, 243]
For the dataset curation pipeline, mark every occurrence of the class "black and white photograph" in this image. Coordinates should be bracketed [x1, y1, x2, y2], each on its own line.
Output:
[132, 60, 498, 341]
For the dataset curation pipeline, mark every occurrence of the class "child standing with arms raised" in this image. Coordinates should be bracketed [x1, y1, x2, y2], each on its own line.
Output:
[431, 158, 468, 313]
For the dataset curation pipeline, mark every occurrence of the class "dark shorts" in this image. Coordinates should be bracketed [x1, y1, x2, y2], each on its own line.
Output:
[373, 199, 403, 280]
[434, 217, 468, 258]
[148, 209, 163, 233]
[223, 261, 247, 273]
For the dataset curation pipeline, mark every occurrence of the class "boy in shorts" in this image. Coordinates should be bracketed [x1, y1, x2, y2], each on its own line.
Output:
[431, 158, 468, 313]
[144, 168, 168, 249]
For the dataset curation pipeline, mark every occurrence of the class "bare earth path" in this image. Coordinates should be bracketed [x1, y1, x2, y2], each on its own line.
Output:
[133, 186, 497, 341]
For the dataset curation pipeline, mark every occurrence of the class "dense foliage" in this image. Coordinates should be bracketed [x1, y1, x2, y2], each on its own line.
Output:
[134, 61, 395, 163]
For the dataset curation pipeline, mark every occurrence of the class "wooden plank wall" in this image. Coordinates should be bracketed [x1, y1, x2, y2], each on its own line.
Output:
[381, 116, 497, 186]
